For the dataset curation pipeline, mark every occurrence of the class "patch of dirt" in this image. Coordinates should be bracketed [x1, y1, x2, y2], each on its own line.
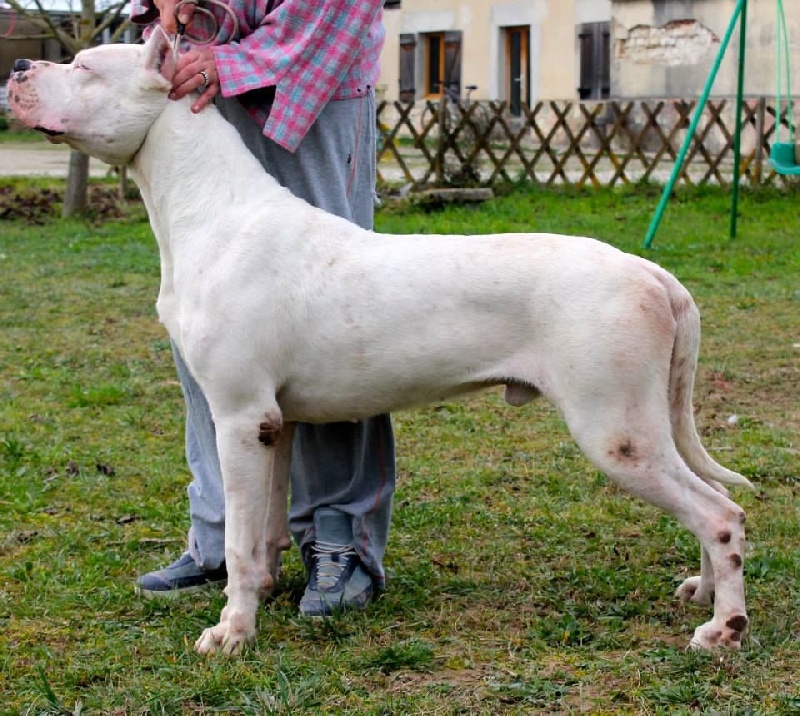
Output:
[697, 363, 800, 434]
[0, 184, 132, 223]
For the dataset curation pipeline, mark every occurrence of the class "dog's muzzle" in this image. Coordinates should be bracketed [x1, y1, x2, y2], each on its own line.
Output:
[8, 60, 67, 139]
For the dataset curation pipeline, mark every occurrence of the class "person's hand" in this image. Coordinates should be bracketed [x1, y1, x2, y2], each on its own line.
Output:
[170, 47, 219, 113]
[153, 0, 196, 36]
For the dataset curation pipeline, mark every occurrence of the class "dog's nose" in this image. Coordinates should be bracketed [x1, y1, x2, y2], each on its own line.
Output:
[12, 59, 32, 73]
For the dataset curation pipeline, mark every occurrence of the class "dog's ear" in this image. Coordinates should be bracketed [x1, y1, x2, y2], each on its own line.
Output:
[142, 25, 177, 85]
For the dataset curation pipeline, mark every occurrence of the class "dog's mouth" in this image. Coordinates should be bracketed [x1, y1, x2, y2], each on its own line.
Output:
[34, 125, 65, 137]
[34, 125, 66, 143]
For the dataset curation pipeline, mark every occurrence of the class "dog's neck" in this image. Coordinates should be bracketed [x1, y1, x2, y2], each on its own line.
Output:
[130, 97, 288, 245]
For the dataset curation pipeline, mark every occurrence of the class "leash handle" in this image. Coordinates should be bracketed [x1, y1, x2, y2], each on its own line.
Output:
[173, 0, 239, 45]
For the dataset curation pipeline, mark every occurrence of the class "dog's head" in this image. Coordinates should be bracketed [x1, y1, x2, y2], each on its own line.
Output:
[7, 28, 177, 166]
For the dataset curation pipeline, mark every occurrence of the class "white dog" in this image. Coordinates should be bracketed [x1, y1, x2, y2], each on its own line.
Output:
[8, 28, 752, 655]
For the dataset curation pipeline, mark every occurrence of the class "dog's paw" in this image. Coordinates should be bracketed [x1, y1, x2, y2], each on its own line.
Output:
[688, 615, 748, 650]
[194, 611, 256, 656]
[675, 576, 714, 606]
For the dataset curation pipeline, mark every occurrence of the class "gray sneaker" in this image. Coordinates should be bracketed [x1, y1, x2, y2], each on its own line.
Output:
[299, 507, 374, 617]
[135, 552, 227, 600]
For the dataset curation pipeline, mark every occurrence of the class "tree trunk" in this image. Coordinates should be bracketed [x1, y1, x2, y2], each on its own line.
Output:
[61, 0, 97, 218]
[62, 150, 90, 217]
[118, 164, 129, 202]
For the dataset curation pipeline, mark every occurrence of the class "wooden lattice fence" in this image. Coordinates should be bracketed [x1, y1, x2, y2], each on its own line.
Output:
[376, 97, 798, 190]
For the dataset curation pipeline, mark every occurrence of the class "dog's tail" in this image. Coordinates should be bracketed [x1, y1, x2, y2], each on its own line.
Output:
[667, 276, 754, 490]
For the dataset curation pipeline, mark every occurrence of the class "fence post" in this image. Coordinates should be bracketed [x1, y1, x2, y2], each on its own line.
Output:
[753, 96, 766, 186]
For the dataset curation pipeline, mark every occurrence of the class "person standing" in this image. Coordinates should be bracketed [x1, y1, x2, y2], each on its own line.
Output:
[131, 0, 395, 616]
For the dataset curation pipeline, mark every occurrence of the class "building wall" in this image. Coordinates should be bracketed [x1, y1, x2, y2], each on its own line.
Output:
[612, 0, 800, 98]
[0, 11, 64, 80]
[380, 1, 612, 103]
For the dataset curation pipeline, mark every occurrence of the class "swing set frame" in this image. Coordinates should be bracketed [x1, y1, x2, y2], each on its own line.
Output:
[644, 0, 797, 248]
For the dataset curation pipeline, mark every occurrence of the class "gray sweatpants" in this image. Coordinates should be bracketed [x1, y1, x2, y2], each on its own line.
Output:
[174, 90, 396, 587]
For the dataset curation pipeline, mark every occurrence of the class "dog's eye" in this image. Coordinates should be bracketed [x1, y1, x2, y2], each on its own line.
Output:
[74, 62, 92, 72]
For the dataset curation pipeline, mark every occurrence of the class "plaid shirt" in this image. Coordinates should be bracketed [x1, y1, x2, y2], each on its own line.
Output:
[131, 0, 384, 152]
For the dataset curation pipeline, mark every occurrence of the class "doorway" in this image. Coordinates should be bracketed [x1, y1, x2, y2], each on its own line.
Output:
[506, 26, 530, 116]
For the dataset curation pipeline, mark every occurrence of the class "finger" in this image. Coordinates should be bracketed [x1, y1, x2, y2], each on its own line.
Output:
[191, 84, 219, 113]
[154, 0, 179, 35]
[172, 50, 216, 92]
[172, 56, 203, 91]
[175, 0, 197, 31]
[170, 60, 218, 102]
[171, 61, 214, 98]
[169, 69, 209, 100]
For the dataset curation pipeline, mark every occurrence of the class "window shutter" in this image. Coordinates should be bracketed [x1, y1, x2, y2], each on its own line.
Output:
[443, 31, 462, 95]
[578, 22, 611, 100]
[399, 33, 416, 103]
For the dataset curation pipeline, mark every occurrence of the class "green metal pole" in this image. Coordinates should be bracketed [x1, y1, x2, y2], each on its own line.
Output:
[777, 0, 795, 142]
[644, 0, 747, 248]
[730, 0, 748, 240]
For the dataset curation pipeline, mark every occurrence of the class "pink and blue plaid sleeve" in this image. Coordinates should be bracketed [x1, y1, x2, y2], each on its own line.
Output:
[213, 0, 383, 152]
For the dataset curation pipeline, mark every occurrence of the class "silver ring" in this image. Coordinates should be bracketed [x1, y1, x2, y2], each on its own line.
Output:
[199, 70, 210, 88]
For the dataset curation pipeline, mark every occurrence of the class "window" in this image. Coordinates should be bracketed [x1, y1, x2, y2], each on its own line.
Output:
[424, 31, 462, 97]
[399, 33, 416, 103]
[505, 26, 530, 116]
[578, 22, 610, 100]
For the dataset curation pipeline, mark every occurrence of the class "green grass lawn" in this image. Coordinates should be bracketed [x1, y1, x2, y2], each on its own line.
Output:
[0, 127, 48, 143]
[0, 183, 798, 714]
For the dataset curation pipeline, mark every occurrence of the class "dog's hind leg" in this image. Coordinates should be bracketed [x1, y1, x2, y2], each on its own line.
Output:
[675, 546, 715, 606]
[674, 479, 731, 607]
[264, 422, 294, 586]
[195, 405, 287, 656]
[567, 410, 748, 650]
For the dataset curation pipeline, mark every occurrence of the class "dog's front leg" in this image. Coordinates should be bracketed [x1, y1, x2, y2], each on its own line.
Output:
[195, 408, 285, 656]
